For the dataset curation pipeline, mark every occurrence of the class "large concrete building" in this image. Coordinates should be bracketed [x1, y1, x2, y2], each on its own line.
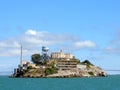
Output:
[51, 51, 73, 59]
[56, 60, 77, 70]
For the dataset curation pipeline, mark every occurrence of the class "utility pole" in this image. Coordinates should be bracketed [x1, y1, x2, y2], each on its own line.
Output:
[20, 45, 23, 67]
[19, 45, 23, 77]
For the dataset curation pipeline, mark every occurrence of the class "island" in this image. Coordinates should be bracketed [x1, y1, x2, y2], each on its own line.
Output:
[11, 46, 107, 78]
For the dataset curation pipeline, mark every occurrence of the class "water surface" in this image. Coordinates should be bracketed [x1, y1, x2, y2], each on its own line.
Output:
[0, 75, 120, 90]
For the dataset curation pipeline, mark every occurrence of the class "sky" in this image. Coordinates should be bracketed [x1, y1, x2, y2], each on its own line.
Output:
[0, 0, 120, 75]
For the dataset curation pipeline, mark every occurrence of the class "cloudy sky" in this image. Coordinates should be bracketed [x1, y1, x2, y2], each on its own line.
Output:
[0, 0, 120, 74]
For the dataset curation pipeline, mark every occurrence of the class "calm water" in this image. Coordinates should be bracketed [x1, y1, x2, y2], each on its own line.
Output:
[0, 75, 120, 90]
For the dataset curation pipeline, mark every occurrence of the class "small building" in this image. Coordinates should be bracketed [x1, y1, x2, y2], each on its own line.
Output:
[22, 61, 40, 69]
[77, 64, 87, 70]
[28, 63, 40, 69]
[22, 60, 30, 70]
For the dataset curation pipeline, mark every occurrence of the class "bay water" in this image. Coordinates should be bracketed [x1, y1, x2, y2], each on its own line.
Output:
[0, 75, 120, 90]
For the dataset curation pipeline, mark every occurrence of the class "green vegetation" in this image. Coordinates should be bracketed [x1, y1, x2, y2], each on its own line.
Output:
[23, 66, 33, 73]
[88, 72, 94, 76]
[44, 60, 49, 65]
[81, 60, 94, 66]
[45, 67, 57, 75]
[72, 58, 81, 64]
[27, 66, 33, 70]
[31, 69, 41, 75]
[31, 54, 41, 64]
[44, 62, 57, 75]
[31, 54, 49, 65]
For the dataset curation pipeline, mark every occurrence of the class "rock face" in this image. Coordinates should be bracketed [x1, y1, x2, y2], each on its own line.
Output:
[46, 65, 107, 78]
[23, 68, 45, 78]
[12, 65, 107, 78]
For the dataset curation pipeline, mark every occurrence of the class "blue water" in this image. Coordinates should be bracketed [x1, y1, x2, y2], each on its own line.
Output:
[0, 75, 120, 90]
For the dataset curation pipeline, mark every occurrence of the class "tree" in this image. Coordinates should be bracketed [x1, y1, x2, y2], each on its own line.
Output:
[82, 60, 94, 66]
[31, 53, 50, 65]
[31, 54, 42, 65]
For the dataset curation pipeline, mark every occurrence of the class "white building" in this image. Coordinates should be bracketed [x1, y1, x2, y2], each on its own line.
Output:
[51, 52, 65, 59]
[77, 64, 87, 70]
[51, 51, 73, 59]
[64, 53, 73, 59]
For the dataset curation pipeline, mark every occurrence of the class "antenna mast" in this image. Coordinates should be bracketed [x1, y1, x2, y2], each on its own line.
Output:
[20, 45, 23, 67]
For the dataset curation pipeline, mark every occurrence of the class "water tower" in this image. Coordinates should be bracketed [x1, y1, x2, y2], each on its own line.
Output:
[42, 46, 49, 53]
[41, 46, 50, 62]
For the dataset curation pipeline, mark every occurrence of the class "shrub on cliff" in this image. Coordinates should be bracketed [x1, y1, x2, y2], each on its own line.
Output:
[45, 67, 57, 75]
[44, 63, 57, 75]
[88, 72, 94, 76]
[82, 60, 94, 66]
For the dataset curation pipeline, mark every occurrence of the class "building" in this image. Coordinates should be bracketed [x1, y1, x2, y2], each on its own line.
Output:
[77, 64, 87, 70]
[56, 60, 77, 70]
[64, 53, 73, 59]
[28, 63, 40, 69]
[51, 51, 73, 59]
[51, 52, 65, 59]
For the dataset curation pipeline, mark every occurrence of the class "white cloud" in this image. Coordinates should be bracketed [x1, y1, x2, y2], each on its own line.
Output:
[57, 41, 96, 53]
[0, 41, 20, 49]
[103, 30, 120, 54]
[105, 47, 115, 52]
[104, 46, 120, 54]
[0, 29, 96, 57]
[25, 29, 37, 35]
[74, 41, 96, 48]
[0, 49, 20, 57]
